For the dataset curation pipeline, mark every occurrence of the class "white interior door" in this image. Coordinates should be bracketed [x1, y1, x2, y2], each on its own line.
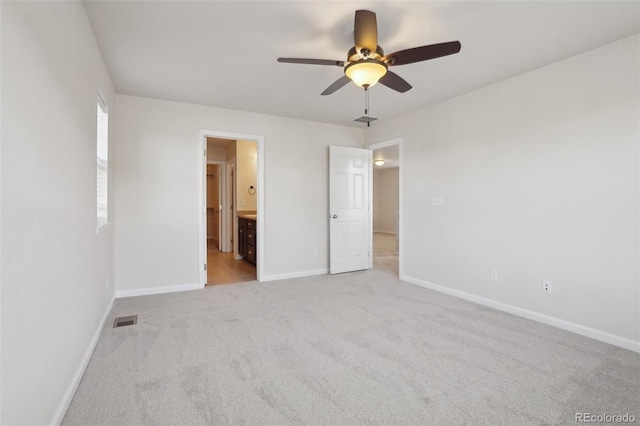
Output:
[330, 145, 371, 274]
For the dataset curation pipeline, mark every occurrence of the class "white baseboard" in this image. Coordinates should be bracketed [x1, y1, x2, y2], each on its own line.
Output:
[115, 282, 203, 298]
[400, 274, 640, 353]
[261, 268, 328, 282]
[52, 295, 115, 425]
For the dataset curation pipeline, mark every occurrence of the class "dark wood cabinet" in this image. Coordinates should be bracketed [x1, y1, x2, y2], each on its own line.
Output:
[238, 218, 256, 265]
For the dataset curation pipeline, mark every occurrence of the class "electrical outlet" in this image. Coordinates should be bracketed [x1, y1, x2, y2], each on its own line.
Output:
[490, 269, 499, 282]
[542, 280, 552, 294]
[432, 196, 444, 207]
[313, 248, 319, 257]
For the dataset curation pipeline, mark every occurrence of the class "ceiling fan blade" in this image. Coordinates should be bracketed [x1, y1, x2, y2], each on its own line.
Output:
[383, 41, 461, 66]
[378, 71, 412, 93]
[278, 58, 345, 67]
[354, 10, 378, 55]
[321, 76, 351, 96]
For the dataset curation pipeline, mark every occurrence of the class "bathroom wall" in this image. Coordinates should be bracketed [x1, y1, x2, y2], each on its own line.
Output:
[236, 139, 257, 212]
[206, 139, 227, 162]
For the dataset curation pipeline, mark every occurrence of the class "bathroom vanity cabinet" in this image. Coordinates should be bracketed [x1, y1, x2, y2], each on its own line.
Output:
[238, 217, 256, 265]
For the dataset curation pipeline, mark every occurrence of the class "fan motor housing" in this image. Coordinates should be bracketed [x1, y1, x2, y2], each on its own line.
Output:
[348, 46, 384, 62]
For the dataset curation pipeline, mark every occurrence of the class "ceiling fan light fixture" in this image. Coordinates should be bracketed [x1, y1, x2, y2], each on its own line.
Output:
[374, 159, 385, 166]
[345, 60, 387, 88]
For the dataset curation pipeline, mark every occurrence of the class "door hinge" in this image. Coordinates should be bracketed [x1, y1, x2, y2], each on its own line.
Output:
[204, 264, 207, 271]
[204, 149, 207, 156]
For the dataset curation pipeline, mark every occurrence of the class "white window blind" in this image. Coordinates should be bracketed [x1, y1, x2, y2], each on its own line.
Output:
[97, 96, 108, 230]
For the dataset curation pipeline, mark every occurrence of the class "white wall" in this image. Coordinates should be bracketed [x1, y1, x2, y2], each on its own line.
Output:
[114, 95, 364, 291]
[366, 35, 640, 347]
[373, 168, 399, 233]
[1, 1, 116, 424]
[236, 140, 257, 211]
[206, 142, 227, 162]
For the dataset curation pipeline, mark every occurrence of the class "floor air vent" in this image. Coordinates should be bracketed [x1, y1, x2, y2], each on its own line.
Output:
[113, 315, 137, 328]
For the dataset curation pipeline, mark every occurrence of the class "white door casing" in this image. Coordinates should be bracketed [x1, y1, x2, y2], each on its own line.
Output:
[329, 145, 371, 274]
[227, 162, 234, 253]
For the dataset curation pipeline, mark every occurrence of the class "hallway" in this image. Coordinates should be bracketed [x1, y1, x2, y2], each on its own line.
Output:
[373, 232, 398, 276]
[206, 245, 256, 285]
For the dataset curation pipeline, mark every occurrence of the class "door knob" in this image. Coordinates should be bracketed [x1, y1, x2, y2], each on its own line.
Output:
[331, 214, 338, 219]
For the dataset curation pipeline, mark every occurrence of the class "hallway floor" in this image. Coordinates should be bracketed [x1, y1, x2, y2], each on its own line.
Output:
[206, 242, 256, 285]
[373, 232, 398, 276]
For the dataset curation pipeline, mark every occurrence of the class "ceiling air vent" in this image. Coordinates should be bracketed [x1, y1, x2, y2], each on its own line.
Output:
[354, 116, 378, 124]
[113, 315, 137, 328]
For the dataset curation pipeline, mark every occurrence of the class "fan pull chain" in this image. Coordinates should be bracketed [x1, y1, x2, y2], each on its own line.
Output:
[364, 85, 370, 127]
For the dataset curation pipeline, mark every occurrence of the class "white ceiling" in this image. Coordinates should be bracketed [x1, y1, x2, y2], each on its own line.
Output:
[83, 1, 639, 128]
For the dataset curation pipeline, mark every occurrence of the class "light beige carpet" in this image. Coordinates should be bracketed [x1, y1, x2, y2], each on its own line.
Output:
[63, 267, 639, 425]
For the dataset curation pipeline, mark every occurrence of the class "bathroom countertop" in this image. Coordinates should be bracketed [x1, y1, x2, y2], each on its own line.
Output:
[237, 212, 257, 220]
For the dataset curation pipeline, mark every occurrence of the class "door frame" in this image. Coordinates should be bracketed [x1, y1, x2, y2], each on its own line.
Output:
[199, 130, 265, 285]
[365, 137, 403, 277]
[206, 160, 226, 251]
[226, 161, 235, 255]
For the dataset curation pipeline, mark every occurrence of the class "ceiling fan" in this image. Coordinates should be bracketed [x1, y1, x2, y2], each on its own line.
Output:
[278, 10, 461, 95]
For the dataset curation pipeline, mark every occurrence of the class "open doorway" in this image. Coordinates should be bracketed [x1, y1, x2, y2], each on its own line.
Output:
[367, 138, 402, 277]
[200, 133, 264, 285]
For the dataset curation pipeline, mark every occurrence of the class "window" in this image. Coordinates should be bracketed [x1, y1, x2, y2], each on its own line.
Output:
[97, 94, 108, 230]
